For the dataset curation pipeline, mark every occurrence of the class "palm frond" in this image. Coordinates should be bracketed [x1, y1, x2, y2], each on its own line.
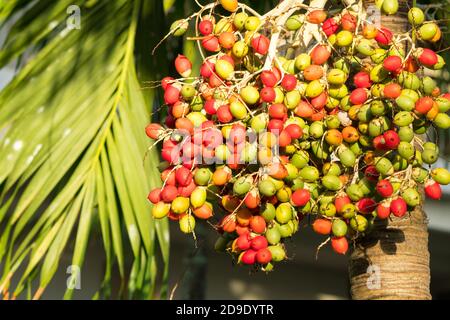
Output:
[0, 0, 169, 299]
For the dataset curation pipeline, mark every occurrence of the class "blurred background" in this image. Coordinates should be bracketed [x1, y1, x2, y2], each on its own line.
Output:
[0, 0, 449, 300]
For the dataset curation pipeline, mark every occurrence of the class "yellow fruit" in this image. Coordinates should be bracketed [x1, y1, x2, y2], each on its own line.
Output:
[152, 202, 171, 219]
[220, 0, 238, 12]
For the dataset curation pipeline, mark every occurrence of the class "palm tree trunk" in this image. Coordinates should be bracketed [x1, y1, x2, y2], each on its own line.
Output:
[349, 0, 431, 300]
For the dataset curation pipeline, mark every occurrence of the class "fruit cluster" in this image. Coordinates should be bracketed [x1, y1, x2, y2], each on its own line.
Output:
[146, 0, 450, 271]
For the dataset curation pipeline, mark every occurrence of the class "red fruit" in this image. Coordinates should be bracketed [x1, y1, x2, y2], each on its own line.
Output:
[175, 166, 193, 187]
[202, 36, 220, 52]
[375, 27, 393, 45]
[200, 60, 215, 78]
[175, 55, 192, 78]
[161, 185, 179, 202]
[376, 179, 394, 198]
[261, 87, 276, 103]
[417, 48, 438, 67]
[341, 13, 357, 32]
[383, 83, 402, 99]
[376, 203, 391, 219]
[269, 103, 287, 119]
[251, 35, 270, 55]
[425, 180, 442, 200]
[383, 130, 400, 149]
[251, 236, 268, 250]
[310, 45, 331, 65]
[161, 77, 174, 90]
[350, 88, 368, 105]
[291, 189, 311, 206]
[236, 234, 251, 251]
[284, 124, 303, 139]
[161, 147, 179, 164]
[281, 74, 297, 91]
[268, 119, 284, 133]
[218, 32, 236, 49]
[175, 118, 194, 135]
[278, 129, 292, 147]
[405, 57, 419, 73]
[236, 225, 250, 236]
[307, 10, 327, 24]
[229, 124, 247, 144]
[164, 85, 180, 105]
[221, 215, 237, 233]
[358, 198, 377, 214]
[353, 71, 372, 88]
[244, 191, 261, 209]
[217, 105, 233, 123]
[322, 18, 339, 36]
[335, 195, 351, 213]
[443, 93, 450, 100]
[199, 19, 213, 36]
[311, 92, 328, 110]
[219, 55, 235, 67]
[256, 248, 272, 264]
[145, 123, 164, 140]
[383, 56, 403, 73]
[373, 135, 387, 150]
[390, 197, 407, 217]
[415, 97, 434, 114]
[250, 216, 266, 234]
[161, 168, 177, 185]
[364, 165, 380, 181]
[203, 128, 223, 148]
[260, 71, 278, 87]
[147, 188, 162, 204]
[312, 219, 332, 235]
[331, 237, 348, 255]
[204, 99, 218, 115]
[209, 73, 223, 88]
[241, 249, 257, 265]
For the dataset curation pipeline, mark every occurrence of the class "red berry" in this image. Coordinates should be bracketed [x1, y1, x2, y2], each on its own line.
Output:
[322, 18, 339, 36]
[353, 71, 372, 88]
[335, 195, 351, 213]
[161, 77, 174, 90]
[175, 166, 193, 187]
[241, 249, 257, 265]
[260, 71, 278, 87]
[350, 88, 368, 105]
[331, 237, 348, 255]
[310, 45, 331, 65]
[365, 165, 380, 181]
[256, 248, 272, 264]
[175, 55, 192, 78]
[383, 130, 400, 149]
[390, 197, 407, 217]
[376, 179, 394, 198]
[415, 97, 434, 114]
[383, 56, 403, 73]
[281, 74, 297, 91]
[217, 105, 233, 123]
[312, 219, 332, 235]
[284, 124, 303, 139]
[376, 203, 391, 219]
[268, 103, 287, 119]
[147, 188, 162, 204]
[291, 189, 311, 206]
[425, 180, 442, 200]
[418, 48, 438, 67]
[199, 19, 213, 36]
[251, 35, 270, 55]
[383, 83, 402, 99]
[164, 85, 180, 105]
[236, 234, 251, 251]
[251, 236, 268, 251]
[161, 185, 179, 202]
[357, 198, 377, 214]
[202, 36, 220, 52]
[261, 87, 276, 103]
[375, 27, 393, 45]
[200, 60, 215, 78]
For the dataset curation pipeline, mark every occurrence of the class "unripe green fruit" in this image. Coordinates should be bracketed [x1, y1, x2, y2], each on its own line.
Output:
[332, 219, 348, 237]
[396, 95, 415, 111]
[240, 86, 260, 105]
[261, 203, 276, 221]
[419, 23, 438, 41]
[434, 113, 450, 129]
[309, 121, 325, 139]
[232, 41, 249, 58]
[370, 100, 387, 116]
[326, 115, 341, 129]
[291, 177, 305, 191]
[278, 223, 294, 238]
[179, 215, 196, 234]
[233, 12, 249, 30]
[276, 203, 293, 224]
[214, 236, 229, 252]
[341, 203, 357, 218]
[398, 141, 415, 160]
[421, 76, 437, 96]
[323, 162, 342, 176]
[195, 168, 212, 186]
[357, 39, 376, 56]
[350, 142, 363, 156]
[401, 89, 419, 102]
[336, 30, 353, 47]
[334, 58, 350, 73]
[181, 84, 196, 100]
[299, 166, 320, 182]
[295, 53, 311, 71]
[283, 59, 296, 74]
[327, 96, 340, 109]
[327, 69, 348, 85]
[266, 227, 281, 245]
[394, 111, 414, 127]
[171, 20, 188, 36]
[408, 7, 425, 25]
[245, 16, 261, 31]
[398, 72, 420, 90]
[285, 163, 299, 182]
[371, 49, 387, 64]
[233, 177, 252, 196]
[339, 149, 356, 167]
[322, 175, 343, 191]
[259, 180, 277, 197]
[284, 90, 301, 109]
[268, 245, 287, 262]
[230, 101, 248, 119]
[370, 64, 388, 83]
[421, 148, 438, 164]
[329, 84, 348, 99]
[215, 59, 234, 80]
[358, 177, 374, 196]
[286, 14, 304, 30]
[398, 127, 414, 142]
[436, 97, 450, 113]
[432, 55, 446, 70]
[152, 202, 171, 219]
[412, 167, 428, 183]
[382, 0, 399, 15]
[368, 119, 384, 137]
[431, 168, 450, 185]
[401, 188, 421, 207]
[250, 113, 268, 132]
[291, 151, 309, 169]
[375, 157, 394, 176]
[346, 184, 364, 201]
[306, 80, 324, 98]
[350, 215, 369, 232]
[190, 95, 203, 111]
[277, 186, 292, 203]
[268, 177, 284, 190]
[393, 154, 408, 171]
[320, 202, 337, 217]
[358, 105, 373, 122]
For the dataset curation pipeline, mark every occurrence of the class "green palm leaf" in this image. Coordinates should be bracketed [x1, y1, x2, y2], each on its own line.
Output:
[0, 0, 169, 299]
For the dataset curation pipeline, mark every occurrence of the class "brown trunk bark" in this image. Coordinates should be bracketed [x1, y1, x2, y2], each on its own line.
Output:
[349, 0, 432, 300]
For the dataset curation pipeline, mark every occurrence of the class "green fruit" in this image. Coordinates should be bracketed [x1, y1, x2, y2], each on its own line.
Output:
[398, 72, 420, 90]
[261, 203, 276, 221]
[434, 113, 450, 129]
[245, 16, 261, 31]
[398, 127, 414, 142]
[322, 175, 343, 191]
[320, 203, 337, 217]
[358, 105, 373, 122]
[396, 95, 415, 111]
[412, 167, 428, 183]
[350, 215, 369, 232]
[323, 163, 342, 176]
[286, 14, 304, 30]
[268, 245, 287, 262]
[341, 203, 357, 219]
[392, 154, 408, 171]
[285, 163, 299, 182]
[300, 166, 320, 182]
[179, 215, 196, 234]
[421, 149, 438, 164]
[230, 101, 248, 119]
[306, 80, 324, 98]
[370, 64, 388, 83]
[350, 142, 363, 156]
[250, 113, 268, 133]
[152, 202, 171, 219]
[339, 149, 356, 167]
[233, 177, 252, 195]
[401, 188, 421, 207]
[214, 236, 229, 252]
[329, 84, 349, 99]
[356, 39, 376, 56]
[295, 53, 311, 71]
[432, 55, 446, 70]
[278, 223, 294, 238]
[408, 7, 425, 25]
[291, 151, 309, 169]
[277, 187, 292, 203]
[276, 203, 293, 224]
[172, 197, 191, 214]
[190, 95, 203, 111]
[170, 20, 188, 36]
[334, 58, 350, 73]
[336, 30, 353, 47]
[358, 177, 374, 195]
[233, 12, 249, 30]
[266, 227, 281, 245]
[398, 141, 415, 160]
[346, 184, 364, 202]
[370, 100, 387, 116]
[269, 177, 284, 190]
[401, 89, 420, 102]
[310, 121, 325, 138]
[421, 76, 437, 96]
[240, 86, 259, 105]
[285, 90, 301, 109]
[374, 157, 394, 175]
[291, 177, 305, 191]
[332, 219, 348, 237]
[181, 84, 196, 100]
[190, 187, 207, 208]
[382, 0, 398, 15]
[431, 168, 450, 185]
[394, 111, 414, 127]
[371, 49, 387, 64]
[419, 23, 438, 41]
[326, 115, 341, 129]
[327, 69, 348, 85]
[232, 41, 249, 58]
[195, 168, 212, 186]
[259, 180, 277, 197]
[436, 97, 450, 113]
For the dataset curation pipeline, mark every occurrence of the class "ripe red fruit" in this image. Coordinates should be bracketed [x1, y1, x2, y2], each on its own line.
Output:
[251, 35, 270, 55]
[331, 237, 348, 255]
[200, 60, 215, 78]
[425, 180, 442, 200]
[164, 85, 180, 105]
[161, 185, 179, 202]
[364, 165, 380, 181]
[322, 18, 339, 36]
[175, 166, 193, 187]
[199, 19, 213, 36]
[375, 27, 393, 45]
[145, 123, 164, 140]
[175, 55, 192, 78]
[415, 97, 434, 114]
[218, 32, 236, 49]
[202, 36, 220, 52]
[204, 99, 218, 115]
[357, 198, 377, 214]
[278, 129, 292, 147]
[268, 119, 284, 133]
[390, 197, 407, 217]
[373, 135, 387, 150]
[147, 188, 162, 204]
[162, 147, 179, 164]
[268, 103, 287, 119]
[383, 130, 400, 149]
[250, 216, 267, 234]
[281, 74, 297, 91]
[178, 179, 197, 197]
[256, 248, 272, 264]
[236, 225, 250, 236]
[307, 10, 327, 24]
[161, 77, 174, 90]
[285, 124, 303, 139]
[349, 88, 368, 105]
[311, 92, 328, 110]
[383, 56, 403, 73]
[335, 195, 351, 213]
[236, 234, 251, 251]
[291, 189, 311, 206]
[417, 48, 438, 67]
[341, 13, 357, 32]
[229, 124, 247, 144]
[260, 71, 278, 87]
[312, 219, 332, 235]
[244, 191, 260, 209]
[311, 45, 331, 65]
[251, 235, 268, 250]
[261, 87, 276, 103]
[241, 249, 257, 265]
[161, 168, 177, 185]
[217, 105, 233, 123]
[353, 71, 372, 88]
[383, 83, 402, 99]
[376, 203, 391, 219]
[376, 179, 394, 198]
